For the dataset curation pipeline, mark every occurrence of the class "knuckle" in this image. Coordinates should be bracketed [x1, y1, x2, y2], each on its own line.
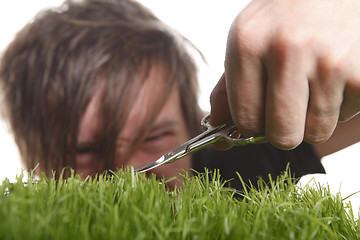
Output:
[270, 28, 309, 62]
[308, 101, 339, 119]
[230, 16, 261, 57]
[316, 55, 345, 81]
[273, 31, 300, 50]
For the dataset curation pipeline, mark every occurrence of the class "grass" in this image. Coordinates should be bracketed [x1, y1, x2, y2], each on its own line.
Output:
[0, 168, 359, 240]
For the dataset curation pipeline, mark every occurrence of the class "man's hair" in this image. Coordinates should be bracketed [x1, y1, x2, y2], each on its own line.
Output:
[0, 0, 203, 177]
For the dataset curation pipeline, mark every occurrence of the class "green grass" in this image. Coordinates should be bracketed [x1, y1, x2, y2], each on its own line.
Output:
[0, 168, 359, 240]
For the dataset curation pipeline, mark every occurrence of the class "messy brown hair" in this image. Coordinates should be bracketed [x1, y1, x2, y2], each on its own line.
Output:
[0, 0, 203, 177]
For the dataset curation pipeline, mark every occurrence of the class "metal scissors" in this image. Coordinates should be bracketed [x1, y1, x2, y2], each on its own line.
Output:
[134, 114, 265, 173]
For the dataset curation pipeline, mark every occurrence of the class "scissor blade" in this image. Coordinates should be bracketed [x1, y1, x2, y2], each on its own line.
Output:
[134, 155, 166, 173]
[134, 145, 187, 173]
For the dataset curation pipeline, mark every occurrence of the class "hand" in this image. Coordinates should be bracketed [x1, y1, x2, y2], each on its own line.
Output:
[210, 0, 360, 150]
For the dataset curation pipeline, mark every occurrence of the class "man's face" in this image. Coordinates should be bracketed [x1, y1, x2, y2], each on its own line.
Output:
[76, 67, 191, 189]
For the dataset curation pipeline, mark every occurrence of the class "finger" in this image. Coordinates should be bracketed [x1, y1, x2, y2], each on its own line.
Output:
[209, 73, 231, 126]
[304, 86, 340, 144]
[210, 74, 233, 150]
[264, 38, 308, 149]
[224, 34, 266, 138]
[339, 80, 360, 121]
[304, 64, 344, 144]
[210, 72, 265, 151]
[211, 140, 233, 151]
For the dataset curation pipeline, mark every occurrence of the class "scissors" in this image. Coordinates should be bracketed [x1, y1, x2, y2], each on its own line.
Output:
[134, 114, 265, 173]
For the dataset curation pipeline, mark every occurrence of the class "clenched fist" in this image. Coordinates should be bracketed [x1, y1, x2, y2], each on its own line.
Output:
[211, 0, 360, 150]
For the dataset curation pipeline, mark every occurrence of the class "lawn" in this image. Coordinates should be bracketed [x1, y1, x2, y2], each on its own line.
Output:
[0, 168, 359, 239]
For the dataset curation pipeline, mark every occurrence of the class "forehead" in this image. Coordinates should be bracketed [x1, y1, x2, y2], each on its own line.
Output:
[77, 66, 179, 142]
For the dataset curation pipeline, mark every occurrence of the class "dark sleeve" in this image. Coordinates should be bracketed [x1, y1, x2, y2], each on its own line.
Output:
[191, 142, 325, 191]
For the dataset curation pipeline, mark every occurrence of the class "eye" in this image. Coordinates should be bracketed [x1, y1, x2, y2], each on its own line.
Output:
[76, 144, 101, 155]
[77, 147, 94, 155]
[145, 131, 173, 142]
[140, 130, 177, 154]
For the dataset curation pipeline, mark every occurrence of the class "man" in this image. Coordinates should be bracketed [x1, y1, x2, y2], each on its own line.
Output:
[0, 0, 358, 191]
[0, 0, 205, 188]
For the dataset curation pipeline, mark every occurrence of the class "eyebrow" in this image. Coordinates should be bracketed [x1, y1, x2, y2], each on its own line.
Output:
[76, 128, 103, 150]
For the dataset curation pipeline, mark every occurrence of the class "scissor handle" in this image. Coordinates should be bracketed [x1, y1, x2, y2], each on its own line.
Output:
[201, 114, 265, 146]
[134, 114, 265, 173]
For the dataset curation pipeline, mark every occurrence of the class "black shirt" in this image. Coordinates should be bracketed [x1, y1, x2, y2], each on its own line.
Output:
[192, 142, 325, 191]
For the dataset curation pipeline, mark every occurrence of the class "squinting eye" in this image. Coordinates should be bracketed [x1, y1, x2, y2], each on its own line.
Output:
[141, 130, 177, 154]
[76, 146, 101, 155]
[145, 131, 172, 142]
[77, 148, 93, 155]
[145, 135, 161, 142]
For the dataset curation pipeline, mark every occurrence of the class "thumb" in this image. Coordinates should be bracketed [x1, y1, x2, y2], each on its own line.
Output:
[209, 73, 233, 151]
[210, 73, 231, 125]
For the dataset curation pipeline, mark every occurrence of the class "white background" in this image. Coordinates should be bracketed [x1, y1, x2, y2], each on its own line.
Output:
[1, 0, 359, 213]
